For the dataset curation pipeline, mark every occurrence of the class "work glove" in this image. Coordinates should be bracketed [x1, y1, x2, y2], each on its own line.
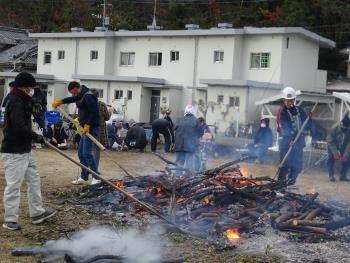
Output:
[334, 151, 341, 160]
[341, 156, 348, 163]
[52, 99, 62, 109]
[82, 124, 90, 135]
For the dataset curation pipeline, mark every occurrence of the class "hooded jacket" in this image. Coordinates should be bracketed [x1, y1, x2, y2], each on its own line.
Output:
[1, 89, 40, 153]
[174, 114, 203, 153]
[254, 118, 273, 148]
[327, 123, 350, 158]
[62, 85, 99, 127]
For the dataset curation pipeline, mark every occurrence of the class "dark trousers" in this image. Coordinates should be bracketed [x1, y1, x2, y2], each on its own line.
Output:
[151, 127, 171, 152]
[327, 147, 350, 178]
[78, 127, 99, 181]
[278, 143, 303, 183]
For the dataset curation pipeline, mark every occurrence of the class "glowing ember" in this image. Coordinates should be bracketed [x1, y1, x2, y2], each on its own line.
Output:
[307, 187, 316, 195]
[203, 197, 210, 205]
[114, 181, 126, 189]
[177, 196, 185, 203]
[156, 186, 162, 193]
[146, 186, 153, 192]
[225, 229, 240, 241]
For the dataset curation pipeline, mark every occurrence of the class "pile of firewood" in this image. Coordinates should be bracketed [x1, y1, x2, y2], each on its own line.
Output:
[67, 155, 350, 241]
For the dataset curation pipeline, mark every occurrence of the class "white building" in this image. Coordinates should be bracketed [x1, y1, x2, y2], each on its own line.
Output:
[0, 25, 336, 132]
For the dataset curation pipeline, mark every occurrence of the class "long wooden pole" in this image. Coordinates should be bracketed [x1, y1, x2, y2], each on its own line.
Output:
[56, 107, 106, 151]
[44, 140, 176, 226]
[56, 106, 133, 177]
[273, 103, 318, 180]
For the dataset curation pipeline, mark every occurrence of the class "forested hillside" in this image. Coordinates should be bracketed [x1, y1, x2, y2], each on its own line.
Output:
[1, 0, 349, 78]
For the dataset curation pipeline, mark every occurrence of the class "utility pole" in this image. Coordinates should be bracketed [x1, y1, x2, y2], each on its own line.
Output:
[102, 0, 111, 29]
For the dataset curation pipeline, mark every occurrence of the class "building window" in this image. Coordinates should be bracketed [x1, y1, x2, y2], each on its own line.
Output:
[95, 89, 104, 98]
[149, 52, 162, 66]
[127, 90, 132, 100]
[229, 96, 240, 107]
[90, 50, 98, 60]
[44, 51, 51, 64]
[214, 51, 224, 63]
[58, 50, 65, 60]
[114, 90, 123, 99]
[170, 51, 179, 62]
[250, 52, 271, 69]
[217, 95, 224, 104]
[120, 52, 135, 66]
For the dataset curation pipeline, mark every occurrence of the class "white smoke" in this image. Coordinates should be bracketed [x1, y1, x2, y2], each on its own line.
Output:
[43, 226, 165, 263]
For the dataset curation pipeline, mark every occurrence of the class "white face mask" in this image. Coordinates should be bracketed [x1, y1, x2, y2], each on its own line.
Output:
[261, 123, 266, 128]
[28, 89, 35, 97]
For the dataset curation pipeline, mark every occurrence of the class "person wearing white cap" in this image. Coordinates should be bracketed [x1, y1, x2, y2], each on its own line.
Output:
[174, 105, 203, 172]
[276, 87, 313, 185]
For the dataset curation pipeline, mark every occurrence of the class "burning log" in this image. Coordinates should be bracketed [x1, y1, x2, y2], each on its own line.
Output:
[292, 220, 324, 227]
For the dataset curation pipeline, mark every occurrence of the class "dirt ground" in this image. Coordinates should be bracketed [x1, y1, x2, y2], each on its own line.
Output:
[0, 148, 349, 262]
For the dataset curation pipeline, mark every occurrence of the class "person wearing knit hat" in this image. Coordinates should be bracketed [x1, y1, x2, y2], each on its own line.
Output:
[174, 105, 203, 172]
[1, 72, 56, 230]
[326, 115, 350, 182]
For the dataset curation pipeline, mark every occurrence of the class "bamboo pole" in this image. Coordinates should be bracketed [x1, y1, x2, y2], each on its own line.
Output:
[56, 106, 133, 177]
[56, 107, 106, 151]
[44, 140, 178, 227]
[273, 103, 318, 180]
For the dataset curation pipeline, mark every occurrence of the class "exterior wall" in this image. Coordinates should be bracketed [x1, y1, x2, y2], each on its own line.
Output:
[109, 82, 142, 122]
[77, 38, 107, 76]
[104, 39, 116, 75]
[280, 35, 321, 92]
[37, 39, 76, 80]
[168, 89, 183, 123]
[115, 37, 195, 85]
[204, 86, 247, 133]
[46, 83, 68, 111]
[241, 35, 283, 83]
[196, 36, 236, 84]
[140, 86, 151, 123]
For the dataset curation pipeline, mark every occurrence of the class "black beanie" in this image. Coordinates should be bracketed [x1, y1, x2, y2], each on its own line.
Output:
[12, 72, 36, 88]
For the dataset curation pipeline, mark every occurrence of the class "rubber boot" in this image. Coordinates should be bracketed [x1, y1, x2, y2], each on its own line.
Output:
[329, 174, 336, 182]
[339, 174, 350, 181]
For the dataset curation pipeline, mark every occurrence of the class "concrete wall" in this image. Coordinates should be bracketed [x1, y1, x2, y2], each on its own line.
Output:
[241, 35, 283, 83]
[280, 35, 321, 92]
[204, 86, 248, 133]
[37, 39, 76, 80]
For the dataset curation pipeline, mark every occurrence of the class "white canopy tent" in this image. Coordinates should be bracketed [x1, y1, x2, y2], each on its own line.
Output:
[333, 92, 350, 121]
[255, 91, 335, 121]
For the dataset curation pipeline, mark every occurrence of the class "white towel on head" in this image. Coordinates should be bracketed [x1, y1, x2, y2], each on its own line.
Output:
[184, 105, 196, 117]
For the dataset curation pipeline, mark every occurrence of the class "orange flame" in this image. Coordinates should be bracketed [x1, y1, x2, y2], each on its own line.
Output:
[156, 186, 162, 193]
[177, 196, 185, 203]
[226, 229, 240, 241]
[203, 197, 210, 205]
[114, 181, 125, 189]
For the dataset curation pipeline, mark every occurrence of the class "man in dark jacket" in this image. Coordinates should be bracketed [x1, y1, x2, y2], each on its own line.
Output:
[247, 118, 273, 163]
[1, 72, 56, 231]
[277, 87, 312, 185]
[151, 118, 174, 153]
[52, 81, 100, 185]
[326, 115, 350, 182]
[32, 86, 47, 135]
[164, 109, 174, 129]
[124, 119, 147, 151]
[174, 105, 203, 171]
